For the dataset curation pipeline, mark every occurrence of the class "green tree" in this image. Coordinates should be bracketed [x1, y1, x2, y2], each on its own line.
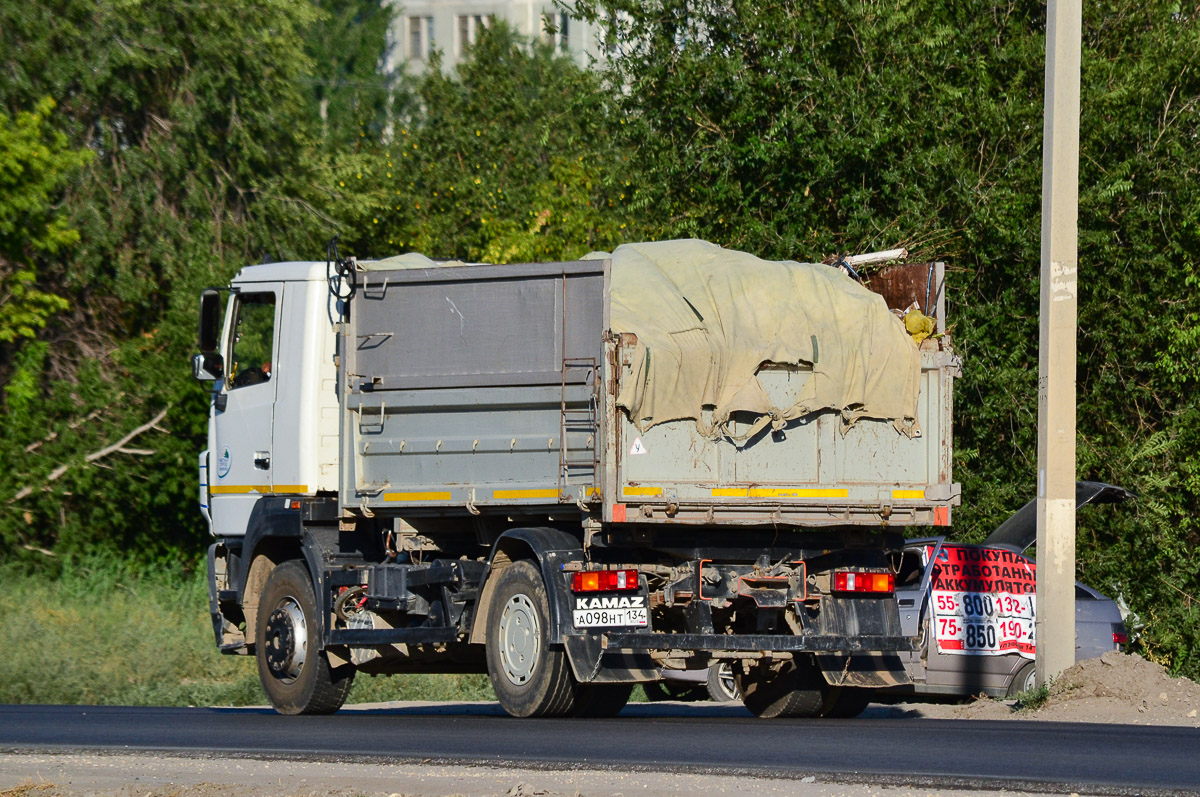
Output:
[0, 98, 92, 345]
[304, 0, 399, 146]
[342, 23, 641, 263]
[0, 0, 372, 560]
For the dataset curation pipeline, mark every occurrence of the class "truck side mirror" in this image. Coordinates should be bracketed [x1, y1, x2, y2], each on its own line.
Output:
[193, 352, 224, 381]
[199, 289, 223, 353]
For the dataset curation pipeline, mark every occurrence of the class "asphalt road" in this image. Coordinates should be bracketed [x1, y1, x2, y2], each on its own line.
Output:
[1, 702, 1197, 795]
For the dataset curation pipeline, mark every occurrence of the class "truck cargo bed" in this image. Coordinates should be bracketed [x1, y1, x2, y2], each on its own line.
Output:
[338, 257, 959, 527]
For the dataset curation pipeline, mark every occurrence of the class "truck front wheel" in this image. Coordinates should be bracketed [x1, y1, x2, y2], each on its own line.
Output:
[485, 560, 578, 717]
[255, 560, 355, 715]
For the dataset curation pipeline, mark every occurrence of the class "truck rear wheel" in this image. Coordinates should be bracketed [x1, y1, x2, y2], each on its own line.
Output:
[255, 560, 355, 715]
[819, 686, 871, 718]
[573, 683, 635, 717]
[485, 560, 578, 717]
[735, 657, 830, 718]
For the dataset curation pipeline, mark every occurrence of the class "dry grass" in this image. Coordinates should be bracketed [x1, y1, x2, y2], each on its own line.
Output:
[0, 556, 493, 707]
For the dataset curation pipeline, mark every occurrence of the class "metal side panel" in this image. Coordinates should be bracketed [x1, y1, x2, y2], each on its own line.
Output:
[339, 260, 607, 511]
[346, 261, 605, 391]
[611, 343, 961, 527]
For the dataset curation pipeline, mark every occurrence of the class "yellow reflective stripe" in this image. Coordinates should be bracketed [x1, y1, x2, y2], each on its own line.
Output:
[623, 486, 663, 497]
[749, 487, 848, 498]
[493, 488, 558, 500]
[711, 487, 749, 498]
[892, 489, 926, 500]
[210, 484, 310, 495]
[384, 491, 452, 502]
[710, 487, 848, 498]
[209, 484, 271, 495]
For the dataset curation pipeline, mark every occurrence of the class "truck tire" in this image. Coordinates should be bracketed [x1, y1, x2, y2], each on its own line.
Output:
[734, 657, 829, 718]
[255, 560, 355, 715]
[707, 662, 740, 703]
[485, 560, 578, 717]
[819, 687, 871, 718]
[573, 683, 635, 717]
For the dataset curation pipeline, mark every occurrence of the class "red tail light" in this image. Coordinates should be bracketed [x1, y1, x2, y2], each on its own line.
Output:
[1112, 623, 1128, 646]
[832, 571, 894, 594]
[572, 569, 639, 592]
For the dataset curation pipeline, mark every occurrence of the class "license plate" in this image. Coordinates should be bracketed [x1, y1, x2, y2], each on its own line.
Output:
[572, 607, 648, 628]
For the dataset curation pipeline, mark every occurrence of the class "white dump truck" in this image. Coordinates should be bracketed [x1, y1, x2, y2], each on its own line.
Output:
[194, 239, 960, 718]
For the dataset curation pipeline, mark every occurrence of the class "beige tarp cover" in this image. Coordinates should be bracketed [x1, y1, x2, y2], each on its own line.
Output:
[365, 253, 467, 269]
[595, 240, 921, 440]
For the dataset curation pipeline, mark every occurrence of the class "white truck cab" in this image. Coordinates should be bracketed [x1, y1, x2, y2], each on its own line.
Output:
[195, 262, 339, 539]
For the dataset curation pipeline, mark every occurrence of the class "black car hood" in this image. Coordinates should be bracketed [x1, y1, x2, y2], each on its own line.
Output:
[982, 481, 1135, 550]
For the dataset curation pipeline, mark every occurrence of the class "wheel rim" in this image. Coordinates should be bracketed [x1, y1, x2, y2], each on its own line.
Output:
[1022, 665, 1037, 693]
[264, 596, 308, 683]
[716, 662, 738, 700]
[498, 592, 540, 686]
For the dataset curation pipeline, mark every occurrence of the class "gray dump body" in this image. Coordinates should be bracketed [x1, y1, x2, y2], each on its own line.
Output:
[339, 257, 960, 527]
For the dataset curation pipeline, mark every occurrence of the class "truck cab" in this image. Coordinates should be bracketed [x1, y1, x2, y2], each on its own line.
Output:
[196, 263, 339, 540]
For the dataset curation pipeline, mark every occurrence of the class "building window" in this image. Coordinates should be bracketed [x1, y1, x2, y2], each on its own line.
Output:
[408, 16, 434, 61]
[457, 14, 492, 57]
[543, 12, 570, 52]
[604, 10, 620, 56]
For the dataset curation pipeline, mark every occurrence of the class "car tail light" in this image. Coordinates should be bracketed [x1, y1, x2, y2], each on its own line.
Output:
[832, 571, 894, 594]
[572, 569, 639, 592]
[1112, 623, 1128, 646]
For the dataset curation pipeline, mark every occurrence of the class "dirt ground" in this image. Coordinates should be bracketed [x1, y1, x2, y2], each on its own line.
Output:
[0, 755, 1085, 797]
[916, 650, 1200, 726]
[1, 652, 1197, 797]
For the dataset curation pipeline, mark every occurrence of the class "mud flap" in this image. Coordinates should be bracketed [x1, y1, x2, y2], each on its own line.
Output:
[563, 634, 660, 684]
[815, 652, 910, 687]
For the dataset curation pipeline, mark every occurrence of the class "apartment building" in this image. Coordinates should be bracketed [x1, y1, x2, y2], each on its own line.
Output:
[387, 0, 606, 73]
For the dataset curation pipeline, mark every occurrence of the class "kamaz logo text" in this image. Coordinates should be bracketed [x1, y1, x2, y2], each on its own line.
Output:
[574, 595, 645, 610]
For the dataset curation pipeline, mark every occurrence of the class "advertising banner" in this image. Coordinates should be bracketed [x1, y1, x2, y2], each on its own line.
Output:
[927, 545, 1036, 657]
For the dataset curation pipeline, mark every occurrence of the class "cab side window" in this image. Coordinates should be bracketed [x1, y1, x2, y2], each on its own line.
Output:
[228, 292, 276, 389]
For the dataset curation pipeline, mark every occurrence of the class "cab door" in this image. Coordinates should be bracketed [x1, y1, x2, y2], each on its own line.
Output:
[208, 286, 281, 537]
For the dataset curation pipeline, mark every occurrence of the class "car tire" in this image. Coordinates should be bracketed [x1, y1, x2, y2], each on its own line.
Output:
[1007, 660, 1038, 698]
[706, 662, 740, 703]
[485, 560, 578, 717]
[573, 683, 635, 717]
[734, 657, 830, 718]
[255, 560, 355, 715]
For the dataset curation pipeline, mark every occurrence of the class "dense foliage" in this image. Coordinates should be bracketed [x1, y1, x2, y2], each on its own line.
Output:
[0, 0, 379, 560]
[0, 99, 92, 345]
[1, 0, 1197, 677]
[304, 0, 399, 145]
[345, 23, 640, 262]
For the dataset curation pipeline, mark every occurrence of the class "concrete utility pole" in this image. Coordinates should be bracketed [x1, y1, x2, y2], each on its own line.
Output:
[1036, 0, 1082, 687]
